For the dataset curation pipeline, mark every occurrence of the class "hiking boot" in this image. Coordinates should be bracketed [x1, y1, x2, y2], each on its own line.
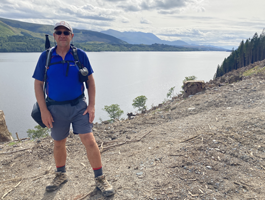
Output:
[46, 172, 68, 192]
[95, 175, 115, 197]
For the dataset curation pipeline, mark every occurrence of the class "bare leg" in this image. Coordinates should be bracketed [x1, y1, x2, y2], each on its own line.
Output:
[46, 138, 68, 192]
[54, 138, 67, 167]
[79, 132, 102, 168]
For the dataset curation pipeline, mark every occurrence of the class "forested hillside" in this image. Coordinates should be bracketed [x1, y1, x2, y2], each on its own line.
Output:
[75, 43, 199, 52]
[0, 36, 44, 52]
[0, 17, 127, 52]
[0, 17, 226, 52]
[215, 30, 265, 78]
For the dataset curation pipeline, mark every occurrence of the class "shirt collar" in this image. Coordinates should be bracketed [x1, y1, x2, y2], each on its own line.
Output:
[51, 45, 72, 56]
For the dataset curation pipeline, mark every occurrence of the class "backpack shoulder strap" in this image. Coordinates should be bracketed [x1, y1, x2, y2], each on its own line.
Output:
[71, 45, 83, 69]
[71, 45, 89, 89]
[45, 47, 55, 69]
[43, 47, 55, 94]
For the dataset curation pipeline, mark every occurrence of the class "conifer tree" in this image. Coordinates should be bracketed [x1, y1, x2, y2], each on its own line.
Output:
[214, 30, 265, 79]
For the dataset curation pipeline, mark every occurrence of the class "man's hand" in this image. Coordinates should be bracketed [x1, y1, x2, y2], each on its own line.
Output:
[41, 109, 54, 128]
[83, 104, 95, 123]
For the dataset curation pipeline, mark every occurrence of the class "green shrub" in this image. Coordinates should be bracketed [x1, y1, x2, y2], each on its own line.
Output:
[27, 125, 50, 139]
[103, 104, 124, 121]
[167, 86, 175, 99]
[132, 95, 147, 112]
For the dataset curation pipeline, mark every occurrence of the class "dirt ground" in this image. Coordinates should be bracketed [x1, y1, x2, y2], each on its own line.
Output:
[2, 60, 265, 200]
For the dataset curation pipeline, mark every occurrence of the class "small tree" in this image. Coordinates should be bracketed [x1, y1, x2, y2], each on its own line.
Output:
[132, 95, 147, 112]
[103, 104, 124, 121]
[167, 86, 175, 99]
[27, 125, 50, 139]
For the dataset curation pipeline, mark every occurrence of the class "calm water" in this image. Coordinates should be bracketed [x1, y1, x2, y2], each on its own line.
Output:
[0, 51, 230, 138]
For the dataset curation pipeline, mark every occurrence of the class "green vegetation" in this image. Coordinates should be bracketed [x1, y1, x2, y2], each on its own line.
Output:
[183, 75, 197, 82]
[0, 17, 127, 51]
[215, 31, 265, 78]
[103, 104, 124, 121]
[0, 21, 16, 37]
[8, 141, 18, 146]
[0, 36, 44, 52]
[0, 17, 202, 52]
[132, 95, 148, 112]
[0, 17, 53, 36]
[0, 36, 200, 52]
[75, 43, 199, 52]
[167, 86, 175, 99]
[242, 65, 265, 76]
[27, 125, 50, 139]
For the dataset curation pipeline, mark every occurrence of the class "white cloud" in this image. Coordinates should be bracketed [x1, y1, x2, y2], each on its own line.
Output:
[0, 0, 264, 50]
[155, 27, 261, 49]
[116, 0, 205, 12]
[140, 17, 151, 24]
[121, 17, 130, 23]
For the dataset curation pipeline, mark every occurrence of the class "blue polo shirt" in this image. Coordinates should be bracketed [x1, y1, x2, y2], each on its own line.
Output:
[33, 46, 94, 101]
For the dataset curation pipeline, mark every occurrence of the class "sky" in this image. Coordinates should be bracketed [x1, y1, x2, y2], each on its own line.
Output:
[0, 0, 264, 49]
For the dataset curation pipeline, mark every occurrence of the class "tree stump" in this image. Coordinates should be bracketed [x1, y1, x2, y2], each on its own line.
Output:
[0, 110, 13, 142]
[183, 80, 206, 98]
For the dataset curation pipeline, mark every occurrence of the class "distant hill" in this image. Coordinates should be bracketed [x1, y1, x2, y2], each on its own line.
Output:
[0, 17, 126, 44]
[101, 29, 227, 51]
[0, 17, 226, 52]
[101, 29, 188, 46]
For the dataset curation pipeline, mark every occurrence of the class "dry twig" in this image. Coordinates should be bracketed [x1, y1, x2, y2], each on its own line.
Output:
[101, 130, 152, 153]
[1, 179, 22, 199]
[180, 134, 200, 143]
[0, 148, 31, 155]
[0, 177, 22, 184]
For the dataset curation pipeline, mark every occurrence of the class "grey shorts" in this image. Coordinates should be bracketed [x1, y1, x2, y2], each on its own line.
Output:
[48, 97, 93, 141]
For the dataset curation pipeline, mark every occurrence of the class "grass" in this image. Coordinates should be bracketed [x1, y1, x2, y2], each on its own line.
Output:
[8, 141, 19, 146]
[0, 21, 16, 37]
[243, 65, 265, 76]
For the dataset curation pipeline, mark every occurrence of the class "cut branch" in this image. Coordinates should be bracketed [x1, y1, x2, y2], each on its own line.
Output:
[0, 148, 31, 155]
[101, 130, 152, 153]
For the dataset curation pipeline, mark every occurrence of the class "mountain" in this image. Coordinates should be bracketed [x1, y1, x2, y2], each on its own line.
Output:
[0, 17, 126, 44]
[101, 29, 227, 51]
[101, 29, 188, 46]
[0, 17, 226, 52]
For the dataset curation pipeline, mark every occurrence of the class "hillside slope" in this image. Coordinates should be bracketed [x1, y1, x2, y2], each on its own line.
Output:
[0, 21, 16, 37]
[1, 60, 265, 199]
[0, 18, 126, 44]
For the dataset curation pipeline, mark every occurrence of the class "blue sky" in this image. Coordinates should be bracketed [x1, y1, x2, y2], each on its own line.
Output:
[0, 0, 264, 49]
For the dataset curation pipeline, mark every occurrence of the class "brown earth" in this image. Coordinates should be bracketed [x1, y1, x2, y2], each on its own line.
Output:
[1, 60, 265, 200]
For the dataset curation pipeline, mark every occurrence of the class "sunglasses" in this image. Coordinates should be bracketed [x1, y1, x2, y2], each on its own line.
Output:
[54, 31, 71, 36]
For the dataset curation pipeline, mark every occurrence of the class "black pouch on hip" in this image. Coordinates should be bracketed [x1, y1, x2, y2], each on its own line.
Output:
[31, 102, 46, 128]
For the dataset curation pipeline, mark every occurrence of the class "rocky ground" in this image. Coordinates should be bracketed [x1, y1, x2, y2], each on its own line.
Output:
[1, 60, 265, 200]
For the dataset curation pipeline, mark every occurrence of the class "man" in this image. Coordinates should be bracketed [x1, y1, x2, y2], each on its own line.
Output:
[32, 21, 114, 197]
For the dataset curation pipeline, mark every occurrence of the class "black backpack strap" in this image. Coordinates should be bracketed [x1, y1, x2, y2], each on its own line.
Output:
[43, 47, 55, 94]
[48, 60, 75, 77]
[71, 45, 83, 70]
[71, 45, 88, 89]
[44, 45, 88, 90]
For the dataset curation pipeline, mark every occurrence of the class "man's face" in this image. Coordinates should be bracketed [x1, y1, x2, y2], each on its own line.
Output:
[53, 26, 74, 48]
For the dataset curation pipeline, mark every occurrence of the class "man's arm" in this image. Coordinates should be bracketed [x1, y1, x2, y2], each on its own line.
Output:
[34, 79, 54, 128]
[83, 74, 96, 123]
